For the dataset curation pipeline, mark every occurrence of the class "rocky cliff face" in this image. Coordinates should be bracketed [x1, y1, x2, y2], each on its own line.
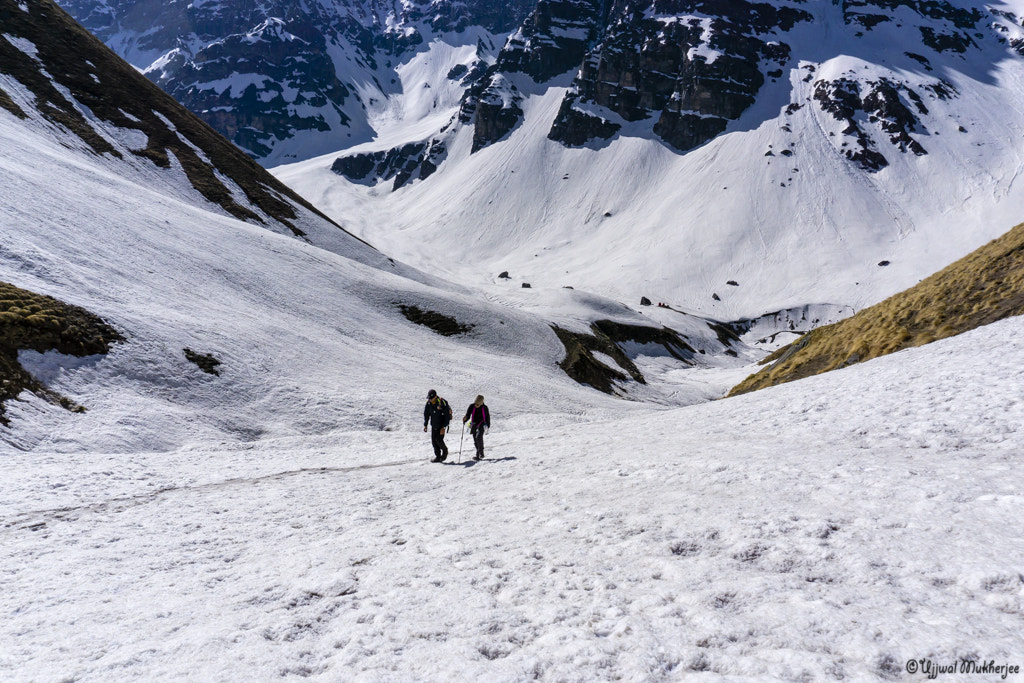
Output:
[65, 0, 1022, 181]
[550, 0, 809, 151]
[55, 0, 535, 162]
[146, 17, 361, 160]
[456, 0, 607, 153]
[496, 0, 607, 81]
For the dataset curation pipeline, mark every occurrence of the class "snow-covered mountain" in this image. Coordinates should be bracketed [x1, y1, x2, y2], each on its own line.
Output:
[5, 0, 1024, 678]
[54, 0, 1024, 325]
[1, 0, 768, 450]
[55, 0, 535, 162]
[270, 0, 1024, 324]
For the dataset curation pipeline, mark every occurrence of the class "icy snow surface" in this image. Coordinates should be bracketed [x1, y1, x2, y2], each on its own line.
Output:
[3, 317, 1023, 680]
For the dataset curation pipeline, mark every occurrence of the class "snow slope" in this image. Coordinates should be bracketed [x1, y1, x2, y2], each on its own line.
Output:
[3, 313, 1022, 680]
[3, 2, 1023, 677]
[0, 102, 626, 452]
[0, 53, 766, 454]
[275, 1, 1024, 322]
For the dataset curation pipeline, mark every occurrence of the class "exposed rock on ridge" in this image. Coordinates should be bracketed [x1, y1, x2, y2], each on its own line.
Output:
[550, 0, 810, 152]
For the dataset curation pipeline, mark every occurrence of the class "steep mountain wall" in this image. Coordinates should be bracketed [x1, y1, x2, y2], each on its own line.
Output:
[56, 0, 536, 162]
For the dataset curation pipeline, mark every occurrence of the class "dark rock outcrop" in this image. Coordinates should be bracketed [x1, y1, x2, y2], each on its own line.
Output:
[549, 0, 811, 152]
[460, 74, 525, 153]
[397, 304, 474, 336]
[842, 0, 983, 55]
[497, 0, 607, 82]
[813, 75, 939, 171]
[547, 96, 620, 146]
[332, 138, 447, 190]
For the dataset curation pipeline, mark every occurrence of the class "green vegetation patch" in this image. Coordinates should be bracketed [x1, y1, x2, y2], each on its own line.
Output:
[553, 322, 647, 394]
[729, 221, 1024, 396]
[0, 281, 123, 425]
[398, 304, 474, 336]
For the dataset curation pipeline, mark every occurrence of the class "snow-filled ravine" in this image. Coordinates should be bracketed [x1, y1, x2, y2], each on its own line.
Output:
[3, 316, 1023, 681]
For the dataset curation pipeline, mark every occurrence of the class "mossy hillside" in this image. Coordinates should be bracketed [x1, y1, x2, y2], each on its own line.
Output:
[552, 320, 701, 394]
[0, 84, 27, 118]
[0, 281, 123, 424]
[729, 221, 1024, 396]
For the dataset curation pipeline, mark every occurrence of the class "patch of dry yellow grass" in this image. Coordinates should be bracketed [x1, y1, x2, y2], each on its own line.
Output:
[729, 221, 1024, 396]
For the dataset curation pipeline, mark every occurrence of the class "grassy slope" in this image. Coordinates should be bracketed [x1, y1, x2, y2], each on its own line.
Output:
[728, 221, 1024, 396]
[0, 282, 123, 424]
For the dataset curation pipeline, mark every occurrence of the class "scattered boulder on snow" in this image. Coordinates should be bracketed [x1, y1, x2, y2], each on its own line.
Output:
[183, 348, 222, 376]
[878, 260, 891, 266]
[712, 293, 721, 301]
[522, 282, 532, 288]
[498, 271, 511, 279]
[640, 297, 652, 306]
[727, 280, 739, 286]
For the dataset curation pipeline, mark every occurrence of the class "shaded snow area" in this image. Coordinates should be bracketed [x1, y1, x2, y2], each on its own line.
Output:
[3, 317, 1023, 681]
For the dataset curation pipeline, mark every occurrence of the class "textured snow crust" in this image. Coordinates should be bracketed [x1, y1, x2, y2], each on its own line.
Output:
[2, 316, 1023, 680]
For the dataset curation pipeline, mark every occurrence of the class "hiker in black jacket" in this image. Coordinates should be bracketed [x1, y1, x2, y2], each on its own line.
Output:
[423, 389, 452, 462]
[462, 395, 491, 460]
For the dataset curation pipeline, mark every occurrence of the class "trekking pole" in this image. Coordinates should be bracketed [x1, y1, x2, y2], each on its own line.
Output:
[459, 422, 466, 464]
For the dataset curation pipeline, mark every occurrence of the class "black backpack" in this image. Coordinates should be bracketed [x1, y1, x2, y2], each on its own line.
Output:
[439, 398, 452, 426]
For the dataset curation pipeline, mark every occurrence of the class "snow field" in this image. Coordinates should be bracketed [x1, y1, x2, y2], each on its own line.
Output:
[3, 316, 1023, 681]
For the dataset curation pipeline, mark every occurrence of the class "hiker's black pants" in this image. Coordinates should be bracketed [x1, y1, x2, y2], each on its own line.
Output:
[471, 423, 485, 456]
[431, 428, 448, 459]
